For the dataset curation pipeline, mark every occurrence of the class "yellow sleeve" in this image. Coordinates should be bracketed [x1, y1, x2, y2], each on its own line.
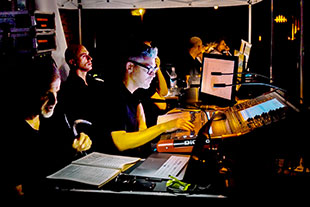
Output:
[111, 114, 195, 152]
[111, 123, 167, 152]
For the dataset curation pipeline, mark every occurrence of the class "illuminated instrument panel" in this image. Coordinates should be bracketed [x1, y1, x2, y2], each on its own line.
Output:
[156, 90, 299, 153]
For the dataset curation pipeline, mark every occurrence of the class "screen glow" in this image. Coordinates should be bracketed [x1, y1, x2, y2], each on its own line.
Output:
[239, 98, 285, 120]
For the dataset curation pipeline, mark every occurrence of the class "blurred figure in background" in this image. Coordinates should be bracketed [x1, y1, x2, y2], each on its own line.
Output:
[209, 37, 231, 56]
[177, 36, 205, 88]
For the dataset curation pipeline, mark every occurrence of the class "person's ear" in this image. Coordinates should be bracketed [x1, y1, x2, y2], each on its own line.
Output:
[69, 59, 76, 66]
[126, 62, 134, 73]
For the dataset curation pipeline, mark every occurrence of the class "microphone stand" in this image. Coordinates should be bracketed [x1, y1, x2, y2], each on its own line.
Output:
[211, 71, 271, 81]
[184, 111, 225, 185]
[213, 82, 287, 93]
[193, 111, 223, 159]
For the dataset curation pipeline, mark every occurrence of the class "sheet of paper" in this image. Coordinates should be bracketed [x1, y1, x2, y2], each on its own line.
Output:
[129, 153, 190, 180]
[72, 152, 140, 170]
[153, 155, 190, 178]
[47, 164, 119, 186]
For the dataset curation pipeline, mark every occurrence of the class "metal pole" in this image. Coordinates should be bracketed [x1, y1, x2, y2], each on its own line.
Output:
[270, 0, 274, 84]
[248, 1, 252, 44]
[299, 0, 304, 104]
[78, 0, 82, 44]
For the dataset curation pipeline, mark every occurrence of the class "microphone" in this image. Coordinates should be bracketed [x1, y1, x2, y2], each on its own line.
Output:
[213, 83, 227, 88]
[211, 72, 224, 76]
[213, 82, 287, 92]
[190, 111, 226, 159]
[211, 71, 271, 81]
[196, 111, 223, 145]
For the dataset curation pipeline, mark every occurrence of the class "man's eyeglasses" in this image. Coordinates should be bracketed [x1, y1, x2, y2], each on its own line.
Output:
[129, 60, 158, 75]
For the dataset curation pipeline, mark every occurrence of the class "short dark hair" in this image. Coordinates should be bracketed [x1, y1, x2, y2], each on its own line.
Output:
[119, 39, 158, 78]
[65, 44, 82, 66]
[186, 36, 203, 51]
[122, 39, 157, 62]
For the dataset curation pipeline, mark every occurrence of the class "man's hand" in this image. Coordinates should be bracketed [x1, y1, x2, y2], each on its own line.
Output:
[164, 118, 195, 133]
[72, 132, 92, 152]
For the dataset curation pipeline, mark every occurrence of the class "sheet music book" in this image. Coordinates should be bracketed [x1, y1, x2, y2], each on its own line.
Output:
[47, 152, 141, 188]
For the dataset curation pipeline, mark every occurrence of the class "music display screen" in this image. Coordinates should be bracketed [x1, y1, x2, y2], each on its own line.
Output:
[239, 98, 285, 120]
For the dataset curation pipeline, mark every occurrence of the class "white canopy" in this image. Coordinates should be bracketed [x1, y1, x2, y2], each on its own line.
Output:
[57, 0, 263, 9]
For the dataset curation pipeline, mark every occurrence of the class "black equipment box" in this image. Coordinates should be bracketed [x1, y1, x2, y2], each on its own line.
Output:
[0, 10, 56, 54]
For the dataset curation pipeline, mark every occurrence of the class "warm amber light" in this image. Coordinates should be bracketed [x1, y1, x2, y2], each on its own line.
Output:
[37, 18, 48, 22]
[291, 23, 295, 40]
[131, 8, 145, 16]
[38, 39, 48, 43]
[274, 15, 287, 23]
